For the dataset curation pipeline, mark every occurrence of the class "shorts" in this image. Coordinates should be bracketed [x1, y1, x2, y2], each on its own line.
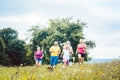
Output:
[63, 59, 69, 65]
[36, 59, 42, 63]
[81, 54, 85, 58]
[78, 52, 85, 58]
[50, 56, 58, 66]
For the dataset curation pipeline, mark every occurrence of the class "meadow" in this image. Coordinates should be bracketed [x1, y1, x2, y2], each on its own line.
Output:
[0, 60, 120, 80]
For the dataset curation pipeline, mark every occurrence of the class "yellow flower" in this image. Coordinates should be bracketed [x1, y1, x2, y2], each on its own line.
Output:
[23, 77, 27, 80]
[32, 75, 36, 80]
[99, 71, 103, 74]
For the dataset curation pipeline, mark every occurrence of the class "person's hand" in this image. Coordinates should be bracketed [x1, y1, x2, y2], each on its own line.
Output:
[40, 56, 43, 59]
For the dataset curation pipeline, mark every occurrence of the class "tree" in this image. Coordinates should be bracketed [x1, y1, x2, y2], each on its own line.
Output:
[25, 44, 34, 65]
[0, 28, 26, 66]
[7, 39, 26, 65]
[0, 37, 9, 65]
[0, 28, 18, 47]
[28, 17, 96, 64]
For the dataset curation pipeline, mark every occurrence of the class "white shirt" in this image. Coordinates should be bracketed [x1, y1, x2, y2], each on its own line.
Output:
[63, 49, 70, 60]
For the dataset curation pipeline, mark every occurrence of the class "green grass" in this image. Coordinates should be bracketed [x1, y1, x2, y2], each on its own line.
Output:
[0, 60, 120, 80]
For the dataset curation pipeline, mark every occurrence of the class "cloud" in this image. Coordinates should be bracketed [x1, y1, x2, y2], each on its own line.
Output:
[1, 0, 120, 23]
[0, 13, 49, 25]
[0, 0, 120, 59]
[86, 29, 120, 59]
[90, 45, 120, 59]
[0, 13, 50, 39]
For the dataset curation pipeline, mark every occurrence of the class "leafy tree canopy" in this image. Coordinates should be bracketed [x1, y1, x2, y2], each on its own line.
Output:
[28, 17, 96, 64]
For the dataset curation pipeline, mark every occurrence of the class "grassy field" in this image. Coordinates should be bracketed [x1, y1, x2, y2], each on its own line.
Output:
[0, 60, 120, 80]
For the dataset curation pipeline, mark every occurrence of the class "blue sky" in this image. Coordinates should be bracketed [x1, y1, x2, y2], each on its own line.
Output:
[0, 0, 120, 59]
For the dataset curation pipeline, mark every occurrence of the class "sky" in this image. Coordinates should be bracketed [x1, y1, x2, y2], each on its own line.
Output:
[0, 0, 120, 59]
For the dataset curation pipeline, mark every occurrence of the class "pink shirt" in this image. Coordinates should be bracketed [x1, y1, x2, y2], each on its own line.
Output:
[34, 51, 43, 59]
[77, 45, 86, 54]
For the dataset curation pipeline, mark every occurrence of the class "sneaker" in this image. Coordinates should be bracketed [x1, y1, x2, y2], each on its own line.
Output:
[52, 65, 55, 68]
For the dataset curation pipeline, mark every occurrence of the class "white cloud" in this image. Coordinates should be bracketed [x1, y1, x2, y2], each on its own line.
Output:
[90, 45, 120, 59]
[86, 28, 120, 59]
[0, 13, 49, 25]
[0, 13, 50, 40]
[49, 0, 120, 23]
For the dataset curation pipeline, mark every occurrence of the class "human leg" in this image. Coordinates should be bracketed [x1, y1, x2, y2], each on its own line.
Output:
[50, 56, 54, 66]
[52, 56, 58, 68]
[38, 59, 42, 67]
[35, 59, 39, 67]
[81, 54, 85, 63]
[78, 54, 82, 63]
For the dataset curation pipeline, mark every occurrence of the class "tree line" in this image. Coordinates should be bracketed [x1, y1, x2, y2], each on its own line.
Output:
[0, 17, 95, 66]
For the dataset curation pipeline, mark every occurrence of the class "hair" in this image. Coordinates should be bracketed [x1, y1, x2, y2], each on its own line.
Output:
[37, 47, 40, 51]
[79, 39, 83, 42]
[66, 41, 70, 44]
[54, 41, 58, 44]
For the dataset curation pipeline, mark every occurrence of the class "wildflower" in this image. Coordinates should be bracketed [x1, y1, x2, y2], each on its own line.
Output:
[99, 71, 103, 74]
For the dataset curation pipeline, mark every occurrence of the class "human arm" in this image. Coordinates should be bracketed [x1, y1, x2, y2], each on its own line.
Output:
[60, 50, 64, 58]
[83, 44, 87, 51]
[58, 46, 61, 55]
[41, 52, 44, 59]
[49, 46, 53, 53]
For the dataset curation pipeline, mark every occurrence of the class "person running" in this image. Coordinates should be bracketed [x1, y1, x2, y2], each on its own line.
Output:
[62, 42, 71, 68]
[34, 47, 44, 67]
[66, 41, 73, 54]
[76, 39, 87, 64]
[49, 41, 61, 68]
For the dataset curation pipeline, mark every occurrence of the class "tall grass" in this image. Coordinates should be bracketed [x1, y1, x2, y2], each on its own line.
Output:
[0, 60, 120, 80]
